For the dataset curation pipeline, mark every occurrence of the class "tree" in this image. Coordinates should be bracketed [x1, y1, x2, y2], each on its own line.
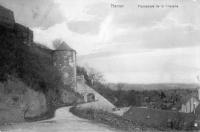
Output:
[52, 39, 63, 49]
[116, 83, 124, 98]
[76, 66, 92, 86]
[160, 91, 166, 99]
[77, 66, 104, 85]
[87, 67, 104, 85]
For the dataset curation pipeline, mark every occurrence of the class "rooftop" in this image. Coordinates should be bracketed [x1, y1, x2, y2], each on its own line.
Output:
[55, 42, 75, 51]
[181, 92, 199, 104]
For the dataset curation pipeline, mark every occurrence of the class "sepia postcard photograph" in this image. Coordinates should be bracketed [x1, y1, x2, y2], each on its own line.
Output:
[0, 0, 200, 131]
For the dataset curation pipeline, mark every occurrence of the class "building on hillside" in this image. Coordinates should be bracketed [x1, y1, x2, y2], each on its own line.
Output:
[52, 42, 77, 90]
[192, 104, 200, 129]
[179, 96, 199, 113]
[179, 88, 200, 113]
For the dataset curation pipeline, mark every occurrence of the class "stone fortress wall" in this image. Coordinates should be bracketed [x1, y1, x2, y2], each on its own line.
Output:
[0, 4, 75, 90]
[0, 5, 115, 111]
[0, 5, 33, 46]
[14, 23, 33, 46]
[0, 5, 15, 28]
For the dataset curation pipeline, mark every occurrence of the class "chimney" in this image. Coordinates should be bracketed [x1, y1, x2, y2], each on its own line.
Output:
[198, 88, 200, 100]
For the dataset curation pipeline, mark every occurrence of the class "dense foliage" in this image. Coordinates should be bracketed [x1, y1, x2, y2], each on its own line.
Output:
[0, 26, 64, 94]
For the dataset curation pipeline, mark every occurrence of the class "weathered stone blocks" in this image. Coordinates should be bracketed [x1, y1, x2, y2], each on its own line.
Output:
[0, 5, 15, 28]
[52, 43, 77, 90]
[0, 5, 33, 46]
[14, 23, 33, 46]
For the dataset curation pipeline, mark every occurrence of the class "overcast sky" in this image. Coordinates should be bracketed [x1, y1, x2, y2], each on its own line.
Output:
[0, 0, 200, 83]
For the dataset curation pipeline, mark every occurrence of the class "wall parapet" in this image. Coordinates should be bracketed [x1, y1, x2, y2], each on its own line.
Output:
[0, 5, 33, 46]
[0, 5, 15, 29]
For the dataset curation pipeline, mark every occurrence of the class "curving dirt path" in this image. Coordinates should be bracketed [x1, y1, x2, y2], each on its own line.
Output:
[0, 107, 123, 132]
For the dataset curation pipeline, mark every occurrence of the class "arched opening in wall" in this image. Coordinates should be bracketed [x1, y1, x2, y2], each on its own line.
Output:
[87, 93, 95, 102]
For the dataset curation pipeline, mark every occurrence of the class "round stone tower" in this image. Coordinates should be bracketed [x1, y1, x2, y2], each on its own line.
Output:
[52, 42, 77, 90]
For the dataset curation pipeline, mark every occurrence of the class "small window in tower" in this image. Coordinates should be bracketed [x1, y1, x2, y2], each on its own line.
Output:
[64, 73, 69, 78]
[69, 56, 73, 62]
[64, 60, 68, 64]
[69, 56, 73, 66]
[64, 55, 68, 59]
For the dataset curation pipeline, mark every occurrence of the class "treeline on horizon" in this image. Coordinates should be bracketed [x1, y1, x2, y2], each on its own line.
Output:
[108, 83, 199, 91]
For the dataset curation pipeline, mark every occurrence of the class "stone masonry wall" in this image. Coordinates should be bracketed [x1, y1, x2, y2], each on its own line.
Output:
[0, 5, 33, 46]
[14, 23, 33, 46]
[53, 51, 76, 89]
[0, 5, 15, 28]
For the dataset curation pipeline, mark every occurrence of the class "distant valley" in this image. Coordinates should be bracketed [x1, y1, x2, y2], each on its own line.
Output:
[107, 83, 199, 91]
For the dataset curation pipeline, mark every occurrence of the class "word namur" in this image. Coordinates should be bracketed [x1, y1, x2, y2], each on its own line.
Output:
[110, 3, 124, 8]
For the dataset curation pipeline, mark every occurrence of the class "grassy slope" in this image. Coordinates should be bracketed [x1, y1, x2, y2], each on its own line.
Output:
[70, 107, 157, 132]
[124, 107, 195, 130]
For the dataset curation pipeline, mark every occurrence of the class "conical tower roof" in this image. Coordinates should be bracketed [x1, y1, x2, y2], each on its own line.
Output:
[55, 42, 75, 51]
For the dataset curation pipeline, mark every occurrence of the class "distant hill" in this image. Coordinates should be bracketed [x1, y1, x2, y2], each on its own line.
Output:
[107, 83, 199, 91]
